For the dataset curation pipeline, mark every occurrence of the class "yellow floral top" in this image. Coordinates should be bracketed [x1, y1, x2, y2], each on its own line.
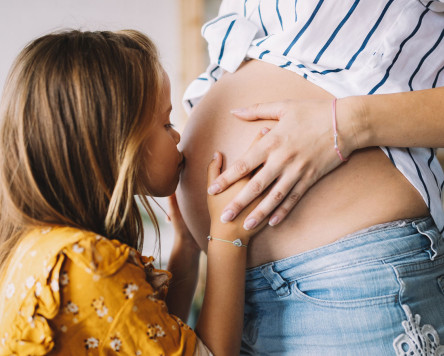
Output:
[0, 226, 209, 355]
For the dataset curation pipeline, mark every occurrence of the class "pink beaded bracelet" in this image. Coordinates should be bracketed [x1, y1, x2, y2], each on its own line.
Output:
[332, 98, 348, 162]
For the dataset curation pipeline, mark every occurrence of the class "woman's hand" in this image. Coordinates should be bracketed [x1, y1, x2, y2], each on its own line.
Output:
[207, 129, 271, 244]
[207, 99, 361, 230]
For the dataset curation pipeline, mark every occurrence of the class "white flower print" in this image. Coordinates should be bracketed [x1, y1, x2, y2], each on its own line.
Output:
[110, 336, 122, 352]
[136, 351, 142, 356]
[155, 325, 165, 338]
[65, 301, 79, 315]
[50, 279, 59, 292]
[25, 276, 35, 289]
[123, 283, 139, 299]
[91, 297, 108, 318]
[146, 324, 166, 341]
[27, 316, 35, 328]
[72, 243, 84, 253]
[60, 271, 69, 286]
[35, 282, 42, 297]
[41, 227, 52, 234]
[107, 316, 113, 323]
[84, 337, 99, 350]
[5, 283, 15, 299]
[60, 325, 68, 333]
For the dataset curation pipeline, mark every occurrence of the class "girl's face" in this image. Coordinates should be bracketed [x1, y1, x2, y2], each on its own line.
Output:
[141, 72, 183, 197]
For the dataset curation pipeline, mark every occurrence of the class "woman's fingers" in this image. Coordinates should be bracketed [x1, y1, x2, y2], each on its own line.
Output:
[242, 171, 315, 229]
[219, 160, 282, 223]
[230, 101, 287, 121]
[241, 175, 301, 229]
[207, 128, 271, 196]
[267, 175, 314, 226]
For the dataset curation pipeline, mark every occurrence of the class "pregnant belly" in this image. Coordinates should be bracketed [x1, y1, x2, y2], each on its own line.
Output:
[176, 60, 428, 268]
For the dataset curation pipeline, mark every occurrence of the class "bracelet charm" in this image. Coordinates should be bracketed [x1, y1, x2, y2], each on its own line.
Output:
[207, 236, 247, 248]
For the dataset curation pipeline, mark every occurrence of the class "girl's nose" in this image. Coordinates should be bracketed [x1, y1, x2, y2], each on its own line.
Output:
[173, 129, 181, 145]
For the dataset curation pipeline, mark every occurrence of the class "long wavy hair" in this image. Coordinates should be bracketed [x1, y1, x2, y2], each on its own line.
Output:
[0, 30, 162, 273]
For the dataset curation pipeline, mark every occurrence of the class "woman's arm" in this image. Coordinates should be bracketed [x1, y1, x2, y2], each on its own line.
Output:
[207, 86, 444, 229]
[350, 87, 444, 148]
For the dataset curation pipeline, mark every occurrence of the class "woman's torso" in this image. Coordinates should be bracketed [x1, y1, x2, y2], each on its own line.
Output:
[177, 59, 428, 268]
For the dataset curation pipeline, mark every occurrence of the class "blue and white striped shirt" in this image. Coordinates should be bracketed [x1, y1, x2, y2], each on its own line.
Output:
[183, 0, 444, 235]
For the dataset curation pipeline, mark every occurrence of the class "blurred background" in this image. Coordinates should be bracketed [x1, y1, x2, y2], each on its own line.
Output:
[0, 0, 220, 325]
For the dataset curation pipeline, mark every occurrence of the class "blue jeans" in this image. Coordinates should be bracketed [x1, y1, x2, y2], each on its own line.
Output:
[241, 217, 444, 355]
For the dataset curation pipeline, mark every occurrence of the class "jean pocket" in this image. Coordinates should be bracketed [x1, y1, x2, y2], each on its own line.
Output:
[291, 261, 399, 308]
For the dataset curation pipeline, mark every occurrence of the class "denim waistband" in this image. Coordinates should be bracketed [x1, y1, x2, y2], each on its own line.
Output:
[245, 217, 443, 291]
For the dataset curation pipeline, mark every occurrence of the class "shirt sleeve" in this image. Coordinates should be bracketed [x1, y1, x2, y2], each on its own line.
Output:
[52, 235, 199, 355]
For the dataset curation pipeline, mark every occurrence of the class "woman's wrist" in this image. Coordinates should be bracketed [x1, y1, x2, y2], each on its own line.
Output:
[337, 95, 373, 153]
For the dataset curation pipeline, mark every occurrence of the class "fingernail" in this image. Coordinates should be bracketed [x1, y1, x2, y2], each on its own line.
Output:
[261, 127, 270, 135]
[230, 108, 247, 115]
[220, 209, 235, 223]
[208, 184, 221, 195]
[212, 152, 218, 160]
[269, 216, 280, 226]
[243, 218, 257, 230]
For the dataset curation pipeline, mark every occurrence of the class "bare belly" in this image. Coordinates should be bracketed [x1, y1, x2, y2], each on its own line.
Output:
[176, 60, 428, 268]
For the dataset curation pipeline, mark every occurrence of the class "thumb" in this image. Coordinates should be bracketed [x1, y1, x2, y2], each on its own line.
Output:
[207, 152, 223, 188]
[230, 101, 285, 121]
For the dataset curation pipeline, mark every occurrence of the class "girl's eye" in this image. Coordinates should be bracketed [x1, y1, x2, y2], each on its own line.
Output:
[165, 123, 175, 129]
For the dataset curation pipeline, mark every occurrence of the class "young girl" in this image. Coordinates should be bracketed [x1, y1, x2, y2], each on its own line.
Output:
[0, 30, 265, 355]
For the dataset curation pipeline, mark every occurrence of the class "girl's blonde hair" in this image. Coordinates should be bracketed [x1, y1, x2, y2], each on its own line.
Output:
[0, 30, 163, 272]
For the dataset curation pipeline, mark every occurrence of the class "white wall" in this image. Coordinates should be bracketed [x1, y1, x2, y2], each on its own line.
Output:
[0, 0, 183, 263]
[0, 0, 181, 109]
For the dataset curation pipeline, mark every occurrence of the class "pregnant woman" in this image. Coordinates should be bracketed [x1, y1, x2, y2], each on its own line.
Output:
[177, 1, 444, 354]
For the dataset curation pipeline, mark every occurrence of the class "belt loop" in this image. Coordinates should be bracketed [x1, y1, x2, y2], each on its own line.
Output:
[260, 264, 290, 297]
[413, 218, 444, 260]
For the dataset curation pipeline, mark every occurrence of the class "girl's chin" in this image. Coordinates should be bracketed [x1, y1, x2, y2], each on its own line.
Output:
[153, 178, 180, 198]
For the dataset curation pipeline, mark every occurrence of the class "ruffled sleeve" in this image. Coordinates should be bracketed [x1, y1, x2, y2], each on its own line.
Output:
[53, 234, 198, 355]
[0, 227, 82, 355]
